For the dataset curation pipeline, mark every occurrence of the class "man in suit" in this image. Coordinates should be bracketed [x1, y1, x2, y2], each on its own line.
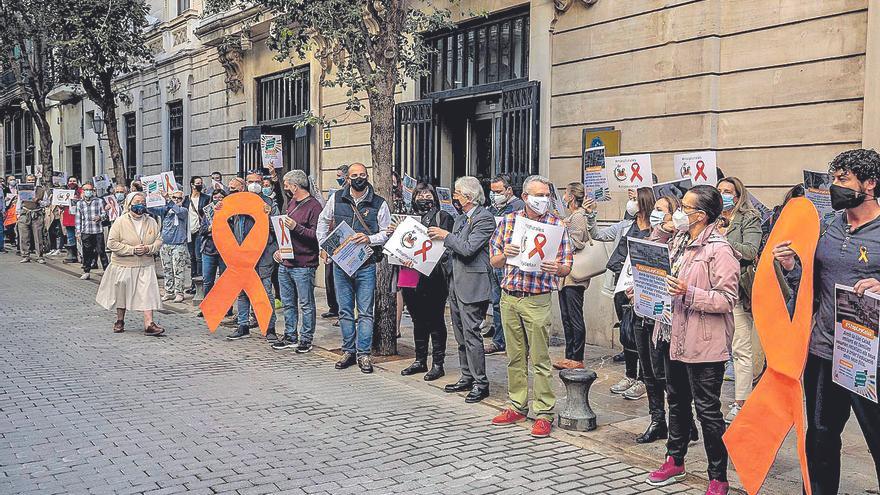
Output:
[428, 176, 496, 403]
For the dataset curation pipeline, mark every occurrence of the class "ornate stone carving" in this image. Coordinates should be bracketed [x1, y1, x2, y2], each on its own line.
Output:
[554, 0, 598, 12]
[172, 26, 188, 46]
[217, 41, 244, 94]
[118, 91, 133, 108]
[166, 77, 181, 95]
[147, 38, 163, 56]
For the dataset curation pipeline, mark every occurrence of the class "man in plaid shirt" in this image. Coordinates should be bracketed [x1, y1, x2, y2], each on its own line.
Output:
[75, 182, 109, 280]
[488, 174, 573, 438]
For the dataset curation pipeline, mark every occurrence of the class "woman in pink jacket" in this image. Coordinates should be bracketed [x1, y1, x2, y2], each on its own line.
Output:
[646, 185, 740, 495]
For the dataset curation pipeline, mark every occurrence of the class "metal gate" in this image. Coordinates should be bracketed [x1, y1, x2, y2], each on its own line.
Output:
[394, 99, 439, 184]
[499, 81, 540, 188]
[238, 124, 310, 176]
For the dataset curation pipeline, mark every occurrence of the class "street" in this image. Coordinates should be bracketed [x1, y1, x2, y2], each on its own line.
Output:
[0, 255, 703, 495]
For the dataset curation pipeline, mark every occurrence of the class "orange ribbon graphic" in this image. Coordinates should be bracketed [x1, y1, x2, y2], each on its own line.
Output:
[277, 217, 290, 246]
[414, 239, 432, 261]
[200, 192, 273, 335]
[723, 197, 819, 494]
[528, 233, 547, 259]
[694, 160, 708, 181]
[630, 163, 642, 182]
[164, 173, 175, 192]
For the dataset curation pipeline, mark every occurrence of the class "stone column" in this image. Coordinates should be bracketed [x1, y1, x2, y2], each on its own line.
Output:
[864, 3, 880, 150]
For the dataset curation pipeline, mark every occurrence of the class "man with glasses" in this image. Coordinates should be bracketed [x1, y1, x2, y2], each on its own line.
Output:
[316, 163, 391, 373]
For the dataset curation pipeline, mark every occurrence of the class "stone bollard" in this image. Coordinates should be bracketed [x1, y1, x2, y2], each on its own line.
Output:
[556, 368, 598, 432]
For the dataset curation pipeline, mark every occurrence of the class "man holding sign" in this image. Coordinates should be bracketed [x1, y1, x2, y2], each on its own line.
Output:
[489, 175, 573, 438]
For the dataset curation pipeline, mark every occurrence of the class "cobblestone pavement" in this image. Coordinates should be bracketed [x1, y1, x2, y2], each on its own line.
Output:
[0, 256, 706, 495]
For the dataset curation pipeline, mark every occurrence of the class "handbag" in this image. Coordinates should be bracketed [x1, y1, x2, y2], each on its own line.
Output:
[569, 237, 610, 282]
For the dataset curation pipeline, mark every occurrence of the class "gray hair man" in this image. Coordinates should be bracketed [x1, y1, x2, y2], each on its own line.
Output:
[427, 175, 496, 404]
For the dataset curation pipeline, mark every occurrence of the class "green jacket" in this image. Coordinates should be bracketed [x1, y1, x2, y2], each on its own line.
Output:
[725, 209, 763, 309]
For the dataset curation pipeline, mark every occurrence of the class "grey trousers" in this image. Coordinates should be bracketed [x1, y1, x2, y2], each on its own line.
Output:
[449, 282, 489, 390]
[17, 209, 44, 259]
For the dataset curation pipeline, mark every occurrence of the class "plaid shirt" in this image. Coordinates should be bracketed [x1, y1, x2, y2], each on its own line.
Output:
[75, 197, 107, 235]
[490, 210, 574, 293]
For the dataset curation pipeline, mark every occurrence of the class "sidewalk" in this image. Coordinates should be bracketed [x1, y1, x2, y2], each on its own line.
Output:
[42, 254, 877, 495]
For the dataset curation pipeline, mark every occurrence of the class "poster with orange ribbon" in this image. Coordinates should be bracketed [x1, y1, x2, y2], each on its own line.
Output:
[508, 216, 565, 273]
[723, 197, 819, 494]
[271, 215, 295, 260]
[200, 192, 274, 335]
[383, 216, 444, 276]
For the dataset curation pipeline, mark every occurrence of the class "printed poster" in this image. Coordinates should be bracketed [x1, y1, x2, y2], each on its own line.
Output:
[271, 215, 295, 260]
[260, 134, 284, 169]
[141, 174, 165, 207]
[104, 194, 121, 221]
[549, 183, 567, 217]
[160, 171, 178, 192]
[51, 188, 73, 207]
[608, 154, 653, 190]
[674, 151, 718, 186]
[627, 237, 673, 324]
[320, 220, 372, 277]
[436, 187, 458, 218]
[583, 146, 611, 202]
[750, 193, 774, 226]
[383, 216, 445, 276]
[17, 184, 35, 203]
[833, 284, 880, 402]
[652, 178, 693, 202]
[507, 216, 566, 273]
[401, 174, 417, 209]
[615, 255, 633, 294]
[804, 170, 836, 221]
[92, 174, 112, 192]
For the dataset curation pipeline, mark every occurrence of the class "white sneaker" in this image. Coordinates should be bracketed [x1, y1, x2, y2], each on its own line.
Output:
[80, 273, 91, 280]
[173, 294, 184, 303]
[623, 380, 647, 400]
[161, 293, 174, 301]
[610, 377, 638, 394]
[725, 403, 741, 424]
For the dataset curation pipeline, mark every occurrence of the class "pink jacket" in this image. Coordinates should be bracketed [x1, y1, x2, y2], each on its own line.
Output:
[661, 223, 740, 364]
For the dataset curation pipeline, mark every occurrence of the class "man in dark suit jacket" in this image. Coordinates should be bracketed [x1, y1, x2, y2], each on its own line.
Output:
[428, 176, 496, 404]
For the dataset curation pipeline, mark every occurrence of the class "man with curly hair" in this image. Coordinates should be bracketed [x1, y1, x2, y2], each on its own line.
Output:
[773, 148, 880, 494]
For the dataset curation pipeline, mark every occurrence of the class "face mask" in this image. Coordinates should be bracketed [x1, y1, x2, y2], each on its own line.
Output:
[649, 210, 666, 228]
[130, 204, 146, 215]
[262, 186, 273, 197]
[721, 193, 735, 211]
[830, 184, 869, 211]
[336, 177, 346, 186]
[350, 177, 368, 192]
[68, 183, 77, 189]
[625, 200, 639, 217]
[247, 182, 261, 194]
[9, 180, 16, 187]
[526, 195, 550, 216]
[83, 190, 94, 199]
[194, 184, 203, 192]
[115, 192, 126, 201]
[452, 198, 464, 213]
[672, 209, 693, 232]
[490, 192, 506, 207]
[415, 199, 434, 212]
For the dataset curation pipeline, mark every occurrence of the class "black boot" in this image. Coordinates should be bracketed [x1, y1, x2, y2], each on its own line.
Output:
[423, 364, 445, 381]
[636, 420, 668, 444]
[401, 361, 428, 376]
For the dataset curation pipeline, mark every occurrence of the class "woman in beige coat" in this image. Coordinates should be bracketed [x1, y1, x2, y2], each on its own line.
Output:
[95, 192, 165, 336]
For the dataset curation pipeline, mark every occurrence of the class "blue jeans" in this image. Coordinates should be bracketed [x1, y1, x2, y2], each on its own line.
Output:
[490, 267, 506, 349]
[334, 263, 376, 356]
[65, 226, 76, 247]
[202, 253, 226, 295]
[237, 276, 277, 331]
[278, 265, 317, 343]
[0, 220, 5, 249]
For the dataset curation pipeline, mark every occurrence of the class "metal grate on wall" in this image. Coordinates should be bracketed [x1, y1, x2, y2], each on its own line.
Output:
[257, 66, 310, 125]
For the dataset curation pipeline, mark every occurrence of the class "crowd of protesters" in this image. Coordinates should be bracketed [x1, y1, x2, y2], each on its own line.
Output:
[4, 148, 880, 495]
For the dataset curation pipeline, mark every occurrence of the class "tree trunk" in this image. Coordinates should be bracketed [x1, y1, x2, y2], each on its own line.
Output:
[102, 102, 126, 185]
[32, 110, 53, 183]
[370, 88, 398, 356]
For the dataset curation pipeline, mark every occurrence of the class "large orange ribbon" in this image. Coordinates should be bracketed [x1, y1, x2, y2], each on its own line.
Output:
[723, 197, 819, 494]
[199, 192, 273, 335]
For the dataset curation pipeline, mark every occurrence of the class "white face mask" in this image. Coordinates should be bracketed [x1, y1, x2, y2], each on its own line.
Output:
[247, 182, 262, 194]
[672, 209, 693, 232]
[625, 199, 639, 216]
[490, 192, 507, 207]
[526, 195, 550, 215]
[649, 210, 666, 228]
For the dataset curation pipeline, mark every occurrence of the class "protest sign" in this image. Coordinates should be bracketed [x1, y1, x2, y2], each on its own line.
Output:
[608, 154, 653, 190]
[674, 151, 717, 186]
[627, 237, 672, 324]
[321, 221, 372, 277]
[750, 193, 774, 226]
[436, 187, 459, 218]
[51, 172, 67, 187]
[92, 174, 112, 192]
[507, 216, 566, 273]
[104, 194, 121, 221]
[615, 255, 633, 294]
[833, 284, 879, 402]
[260, 134, 284, 169]
[52, 188, 73, 207]
[271, 215, 295, 260]
[17, 184, 35, 203]
[803, 170, 836, 221]
[141, 174, 165, 207]
[160, 171, 178, 192]
[583, 146, 611, 202]
[383, 216, 445, 276]
[401, 174, 416, 208]
[652, 178, 693, 202]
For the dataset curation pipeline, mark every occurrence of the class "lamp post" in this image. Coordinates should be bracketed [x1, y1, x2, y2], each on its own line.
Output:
[92, 113, 105, 176]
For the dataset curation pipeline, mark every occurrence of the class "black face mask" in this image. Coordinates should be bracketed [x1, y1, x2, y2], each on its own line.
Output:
[452, 198, 463, 213]
[830, 184, 870, 211]
[350, 177, 368, 192]
[194, 184, 204, 192]
[414, 199, 434, 212]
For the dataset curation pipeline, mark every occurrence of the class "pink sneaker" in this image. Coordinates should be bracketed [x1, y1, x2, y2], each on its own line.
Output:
[706, 480, 729, 495]
[646, 456, 686, 486]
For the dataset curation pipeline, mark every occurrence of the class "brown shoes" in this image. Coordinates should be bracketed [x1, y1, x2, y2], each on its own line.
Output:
[144, 322, 165, 336]
[552, 359, 585, 370]
[113, 320, 125, 333]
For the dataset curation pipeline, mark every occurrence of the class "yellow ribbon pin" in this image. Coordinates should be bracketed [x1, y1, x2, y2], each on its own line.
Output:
[859, 246, 869, 264]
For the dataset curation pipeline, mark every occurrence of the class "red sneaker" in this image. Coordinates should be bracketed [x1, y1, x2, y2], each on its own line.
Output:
[706, 480, 729, 495]
[646, 456, 686, 486]
[531, 419, 552, 438]
[491, 409, 527, 427]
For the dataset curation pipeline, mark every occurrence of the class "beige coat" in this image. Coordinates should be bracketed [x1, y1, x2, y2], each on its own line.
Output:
[107, 212, 163, 268]
[563, 209, 592, 288]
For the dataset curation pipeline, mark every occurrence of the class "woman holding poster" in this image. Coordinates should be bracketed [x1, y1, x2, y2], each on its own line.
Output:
[646, 186, 739, 495]
[389, 182, 454, 381]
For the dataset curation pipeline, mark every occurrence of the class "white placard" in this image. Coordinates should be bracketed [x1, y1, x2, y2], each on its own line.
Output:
[320, 221, 372, 277]
[142, 174, 165, 207]
[436, 187, 459, 218]
[833, 284, 880, 402]
[608, 154, 653, 190]
[51, 188, 73, 207]
[615, 255, 633, 294]
[507, 216, 566, 273]
[92, 174, 112, 192]
[401, 174, 416, 208]
[674, 151, 718, 186]
[261, 134, 284, 169]
[382, 216, 445, 276]
[628, 237, 673, 324]
[271, 215, 295, 260]
[160, 171, 178, 192]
